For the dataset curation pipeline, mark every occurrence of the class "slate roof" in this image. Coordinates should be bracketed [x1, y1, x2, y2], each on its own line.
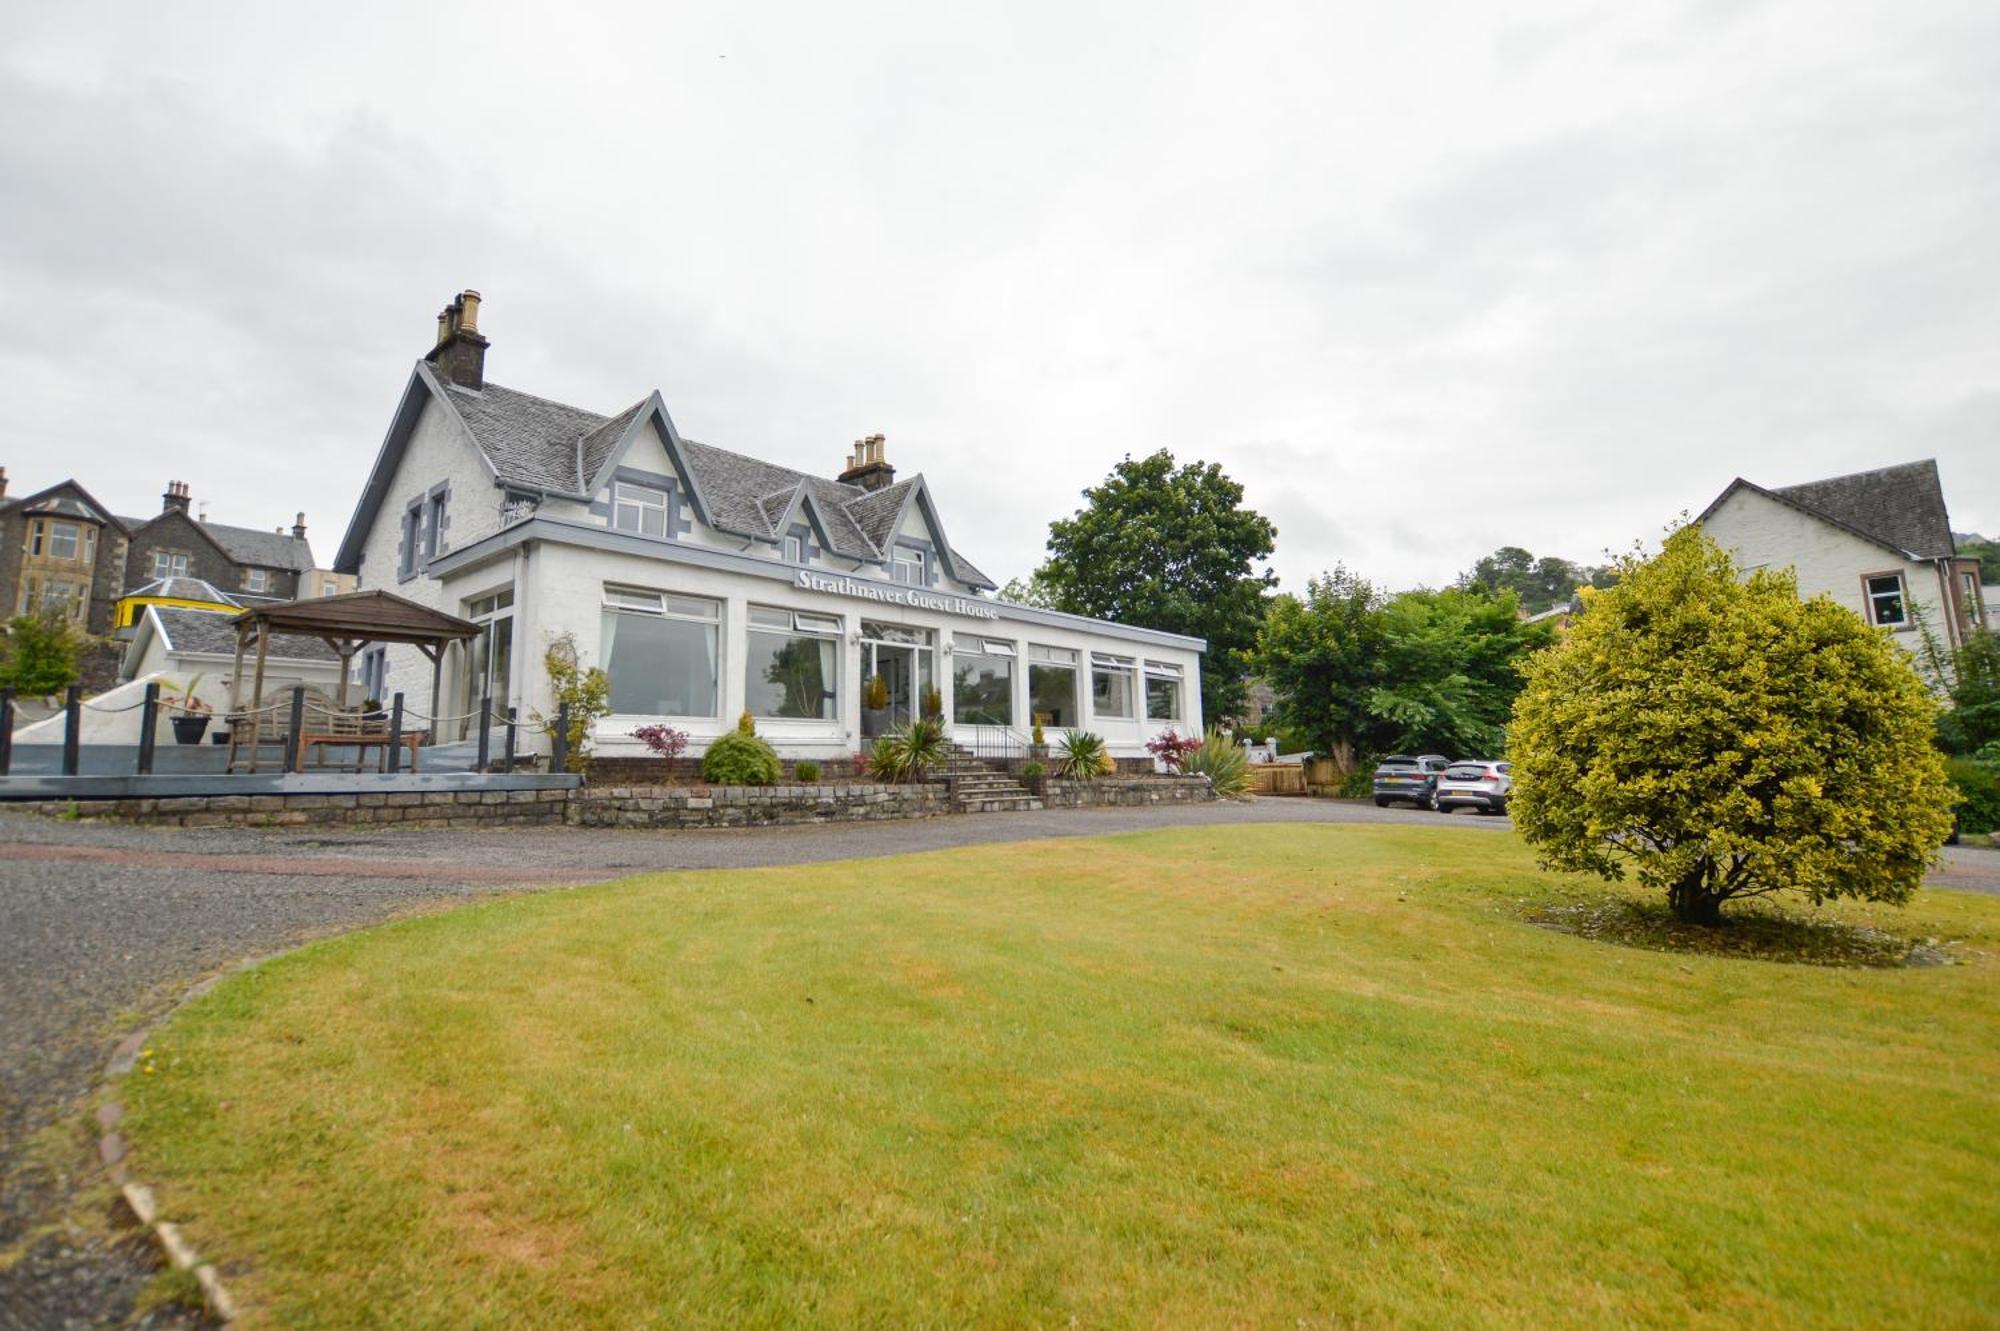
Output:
[429, 370, 996, 588]
[1770, 460, 1955, 560]
[121, 576, 240, 606]
[203, 521, 317, 572]
[151, 607, 338, 662]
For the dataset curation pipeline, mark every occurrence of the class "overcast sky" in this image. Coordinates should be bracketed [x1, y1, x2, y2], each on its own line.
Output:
[3, 1, 1994, 592]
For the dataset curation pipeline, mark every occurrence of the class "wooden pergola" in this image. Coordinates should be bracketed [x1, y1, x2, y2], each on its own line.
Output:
[227, 589, 482, 723]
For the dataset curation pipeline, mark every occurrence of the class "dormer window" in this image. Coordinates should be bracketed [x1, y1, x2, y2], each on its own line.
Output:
[892, 546, 926, 586]
[783, 534, 804, 564]
[613, 482, 670, 539]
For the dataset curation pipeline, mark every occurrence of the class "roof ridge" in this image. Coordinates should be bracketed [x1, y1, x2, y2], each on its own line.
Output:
[452, 377, 611, 422]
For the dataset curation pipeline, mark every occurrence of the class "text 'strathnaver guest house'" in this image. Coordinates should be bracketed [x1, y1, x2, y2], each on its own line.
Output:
[333, 293, 1205, 761]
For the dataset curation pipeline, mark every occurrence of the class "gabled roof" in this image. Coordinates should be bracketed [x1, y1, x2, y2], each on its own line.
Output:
[1, 479, 132, 535]
[339, 361, 997, 588]
[203, 521, 316, 572]
[149, 605, 338, 661]
[1697, 459, 1958, 561]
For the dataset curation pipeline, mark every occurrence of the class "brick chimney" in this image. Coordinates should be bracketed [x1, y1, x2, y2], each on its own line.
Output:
[293, 512, 307, 541]
[425, 289, 489, 389]
[162, 480, 192, 515]
[837, 434, 896, 492]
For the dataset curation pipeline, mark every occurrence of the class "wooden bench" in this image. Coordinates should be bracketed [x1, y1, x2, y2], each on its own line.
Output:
[299, 712, 428, 773]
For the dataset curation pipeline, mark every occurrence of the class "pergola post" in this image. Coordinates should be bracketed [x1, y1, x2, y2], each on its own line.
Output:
[227, 621, 248, 715]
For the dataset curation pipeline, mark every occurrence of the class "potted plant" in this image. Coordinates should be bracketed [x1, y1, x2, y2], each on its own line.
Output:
[1021, 759, 1047, 796]
[1029, 721, 1049, 762]
[920, 685, 944, 721]
[862, 674, 891, 736]
[162, 676, 212, 745]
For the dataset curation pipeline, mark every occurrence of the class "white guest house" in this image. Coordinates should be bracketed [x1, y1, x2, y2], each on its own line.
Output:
[333, 293, 1204, 762]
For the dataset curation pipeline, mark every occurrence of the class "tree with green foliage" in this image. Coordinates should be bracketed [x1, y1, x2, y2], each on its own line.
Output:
[1256, 571, 1549, 769]
[1034, 450, 1276, 724]
[1459, 546, 1614, 615]
[1937, 630, 2000, 756]
[1509, 528, 1955, 924]
[0, 608, 94, 696]
[1952, 532, 2000, 584]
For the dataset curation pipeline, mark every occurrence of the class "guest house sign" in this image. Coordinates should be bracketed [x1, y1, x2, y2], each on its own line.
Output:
[793, 570, 1001, 620]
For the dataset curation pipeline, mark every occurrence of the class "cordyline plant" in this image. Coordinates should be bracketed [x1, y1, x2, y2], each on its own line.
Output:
[1509, 528, 1956, 924]
[1145, 728, 1203, 772]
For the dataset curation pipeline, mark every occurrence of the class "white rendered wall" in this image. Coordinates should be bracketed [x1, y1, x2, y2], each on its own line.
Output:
[353, 390, 505, 720]
[1701, 489, 1948, 652]
[502, 541, 1203, 760]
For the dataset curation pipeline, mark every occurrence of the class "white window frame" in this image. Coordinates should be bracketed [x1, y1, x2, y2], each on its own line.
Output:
[1144, 660, 1183, 721]
[600, 584, 724, 720]
[1091, 652, 1137, 720]
[152, 551, 190, 580]
[892, 546, 927, 586]
[783, 533, 805, 564]
[613, 482, 670, 539]
[46, 521, 80, 560]
[425, 491, 448, 559]
[1863, 572, 1908, 628]
[244, 567, 270, 594]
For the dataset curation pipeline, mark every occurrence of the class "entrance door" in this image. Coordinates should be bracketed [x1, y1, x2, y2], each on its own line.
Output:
[462, 590, 515, 739]
[861, 640, 930, 737]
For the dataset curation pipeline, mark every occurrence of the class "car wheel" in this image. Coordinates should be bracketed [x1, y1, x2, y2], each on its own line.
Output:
[1374, 797, 1390, 808]
[1490, 801, 1508, 817]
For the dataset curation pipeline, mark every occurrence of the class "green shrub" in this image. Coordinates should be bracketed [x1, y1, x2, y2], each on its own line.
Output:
[1184, 728, 1250, 797]
[1947, 757, 2000, 834]
[867, 719, 951, 782]
[793, 760, 821, 782]
[1055, 730, 1112, 780]
[0, 608, 94, 696]
[701, 730, 781, 785]
[1021, 760, 1046, 779]
[1337, 768, 1374, 799]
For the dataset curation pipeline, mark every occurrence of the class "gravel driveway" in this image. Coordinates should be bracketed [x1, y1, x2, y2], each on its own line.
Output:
[0, 798, 1991, 1328]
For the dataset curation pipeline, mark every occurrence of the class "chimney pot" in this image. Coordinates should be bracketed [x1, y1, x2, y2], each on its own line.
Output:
[425, 287, 490, 389]
[162, 480, 192, 515]
[293, 511, 308, 541]
[837, 433, 897, 492]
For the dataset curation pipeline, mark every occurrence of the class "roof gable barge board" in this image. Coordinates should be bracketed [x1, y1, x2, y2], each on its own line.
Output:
[1694, 478, 1925, 562]
[863, 475, 994, 590]
[1, 479, 134, 536]
[428, 515, 1204, 651]
[764, 487, 844, 558]
[336, 365, 473, 573]
[579, 394, 720, 530]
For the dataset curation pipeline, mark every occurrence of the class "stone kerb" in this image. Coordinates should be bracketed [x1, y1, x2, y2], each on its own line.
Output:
[567, 782, 949, 829]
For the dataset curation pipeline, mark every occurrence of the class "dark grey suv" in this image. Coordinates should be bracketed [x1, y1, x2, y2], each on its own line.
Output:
[1372, 754, 1452, 809]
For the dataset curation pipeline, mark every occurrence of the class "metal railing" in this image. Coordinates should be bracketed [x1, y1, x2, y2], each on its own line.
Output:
[0, 685, 566, 779]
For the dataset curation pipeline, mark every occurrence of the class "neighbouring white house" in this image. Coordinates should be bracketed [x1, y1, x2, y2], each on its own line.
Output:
[1697, 459, 1988, 657]
[331, 291, 1205, 760]
[120, 605, 344, 710]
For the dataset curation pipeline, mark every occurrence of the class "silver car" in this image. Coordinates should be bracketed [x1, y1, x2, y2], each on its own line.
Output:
[1434, 760, 1512, 815]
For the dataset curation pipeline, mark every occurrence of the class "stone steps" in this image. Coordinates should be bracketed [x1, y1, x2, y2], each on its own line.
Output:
[941, 747, 1042, 813]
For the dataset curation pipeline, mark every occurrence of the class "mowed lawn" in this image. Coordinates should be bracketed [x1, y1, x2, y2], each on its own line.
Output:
[125, 826, 2000, 1328]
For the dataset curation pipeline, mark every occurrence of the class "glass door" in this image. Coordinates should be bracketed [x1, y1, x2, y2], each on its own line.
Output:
[860, 622, 936, 737]
[463, 589, 515, 738]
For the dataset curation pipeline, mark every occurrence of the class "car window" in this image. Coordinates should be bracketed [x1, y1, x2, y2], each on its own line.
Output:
[1445, 765, 1486, 780]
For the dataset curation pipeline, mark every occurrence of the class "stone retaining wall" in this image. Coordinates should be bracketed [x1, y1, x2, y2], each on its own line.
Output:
[3, 789, 572, 829]
[1036, 776, 1215, 808]
[568, 782, 948, 829]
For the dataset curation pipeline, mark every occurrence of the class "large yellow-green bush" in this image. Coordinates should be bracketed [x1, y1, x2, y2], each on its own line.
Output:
[1509, 528, 1955, 923]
